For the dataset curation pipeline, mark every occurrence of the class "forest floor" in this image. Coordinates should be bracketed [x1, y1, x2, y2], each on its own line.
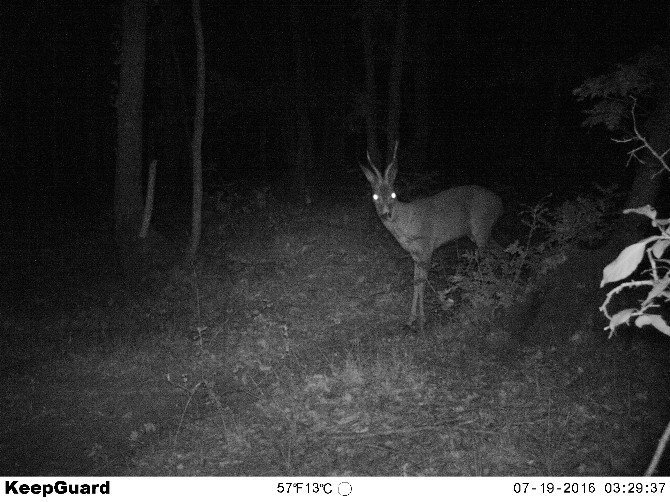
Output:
[1, 194, 669, 476]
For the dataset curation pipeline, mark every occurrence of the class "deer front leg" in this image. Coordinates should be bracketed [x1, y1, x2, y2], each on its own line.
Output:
[408, 259, 429, 333]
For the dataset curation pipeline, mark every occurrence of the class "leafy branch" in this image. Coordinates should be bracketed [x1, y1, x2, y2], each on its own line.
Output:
[583, 70, 670, 474]
[597, 98, 670, 339]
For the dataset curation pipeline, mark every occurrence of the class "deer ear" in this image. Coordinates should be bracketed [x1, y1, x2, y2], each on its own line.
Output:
[360, 163, 377, 185]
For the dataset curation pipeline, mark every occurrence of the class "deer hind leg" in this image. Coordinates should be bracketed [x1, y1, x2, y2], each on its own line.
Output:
[408, 259, 430, 333]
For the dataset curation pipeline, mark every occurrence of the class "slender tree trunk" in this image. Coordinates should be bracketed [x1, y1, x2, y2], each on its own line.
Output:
[115, 0, 147, 246]
[542, 61, 567, 189]
[290, 1, 313, 205]
[162, 1, 191, 143]
[412, 29, 430, 170]
[360, 2, 380, 165]
[190, 0, 205, 256]
[83, 16, 101, 185]
[386, 0, 406, 162]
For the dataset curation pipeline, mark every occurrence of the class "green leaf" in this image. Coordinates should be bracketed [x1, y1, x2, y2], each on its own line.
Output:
[643, 276, 670, 306]
[600, 236, 657, 287]
[634, 314, 670, 336]
[651, 239, 670, 259]
[607, 308, 635, 334]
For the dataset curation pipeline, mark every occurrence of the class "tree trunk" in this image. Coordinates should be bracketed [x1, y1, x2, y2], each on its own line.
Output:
[411, 34, 430, 170]
[542, 70, 562, 174]
[360, 2, 380, 165]
[165, 2, 191, 131]
[289, 1, 314, 205]
[114, 0, 147, 247]
[386, 0, 406, 162]
[190, 0, 205, 256]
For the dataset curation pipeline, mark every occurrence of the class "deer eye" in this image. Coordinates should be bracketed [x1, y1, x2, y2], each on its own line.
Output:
[372, 194, 379, 201]
[391, 192, 396, 199]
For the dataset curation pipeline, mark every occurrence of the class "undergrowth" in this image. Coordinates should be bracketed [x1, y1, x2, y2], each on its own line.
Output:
[439, 188, 617, 329]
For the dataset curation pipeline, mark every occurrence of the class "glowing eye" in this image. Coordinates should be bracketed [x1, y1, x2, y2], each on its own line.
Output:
[373, 194, 379, 201]
[391, 192, 396, 199]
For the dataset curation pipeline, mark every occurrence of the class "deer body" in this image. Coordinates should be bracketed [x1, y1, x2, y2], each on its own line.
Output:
[362, 146, 502, 332]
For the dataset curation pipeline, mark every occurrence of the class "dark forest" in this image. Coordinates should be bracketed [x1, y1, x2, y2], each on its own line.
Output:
[1, 0, 669, 480]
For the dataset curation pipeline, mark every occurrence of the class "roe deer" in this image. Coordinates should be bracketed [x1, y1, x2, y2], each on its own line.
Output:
[361, 142, 503, 332]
